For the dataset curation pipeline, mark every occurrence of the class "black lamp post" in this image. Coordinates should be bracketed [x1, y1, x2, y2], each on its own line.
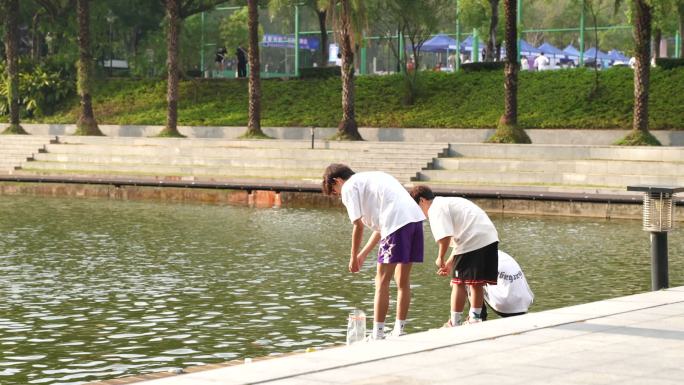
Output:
[627, 185, 684, 291]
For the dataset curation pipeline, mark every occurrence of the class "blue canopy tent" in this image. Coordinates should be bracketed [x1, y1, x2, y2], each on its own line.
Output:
[458, 35, 486, 52]
[417, 34, 459, 70]
[500, 39, 540, 63]
[421, 34, 458, 52]
[584, 47, 610, 60]
[537, 42, 565, 57]
[584, 47, 611, 67]
[452, 35, 486, 62]
[519, 39, 541, 56]
[607, 49, 630, 63]
[563, 44, 581, 57]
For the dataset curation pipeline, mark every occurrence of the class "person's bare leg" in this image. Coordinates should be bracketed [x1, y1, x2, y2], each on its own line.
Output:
[467, 283, 486, 322]
[469, 284, 484, 310]
[394, 263, 413, 321]
[445, 283, 468, 326]
[453, 283, 467, 312]
[374, 263, 397, 336]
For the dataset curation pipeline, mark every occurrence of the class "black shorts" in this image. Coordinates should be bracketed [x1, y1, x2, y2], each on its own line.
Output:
[451, 241, 498, 285]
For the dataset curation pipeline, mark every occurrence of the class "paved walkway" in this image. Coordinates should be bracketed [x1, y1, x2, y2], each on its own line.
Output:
[105, 287, 684, 385]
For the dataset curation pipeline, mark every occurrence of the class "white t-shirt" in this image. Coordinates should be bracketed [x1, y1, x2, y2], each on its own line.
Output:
[426, 196, 499, 255]
[484, 251, 534, 314]
[341, 172, 425, 238]
[534, 54, 550, 70]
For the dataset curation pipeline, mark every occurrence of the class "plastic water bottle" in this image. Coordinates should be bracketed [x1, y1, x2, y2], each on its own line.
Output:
[346, 309, 366, 345]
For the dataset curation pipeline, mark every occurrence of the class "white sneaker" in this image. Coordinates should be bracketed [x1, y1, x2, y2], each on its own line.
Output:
[363, 333, 385, 342]
[388, 328, 406, 338]
[463, 315, 482, 325]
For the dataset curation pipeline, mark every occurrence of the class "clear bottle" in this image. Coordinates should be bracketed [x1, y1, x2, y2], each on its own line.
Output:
[346, 309, 366, 345]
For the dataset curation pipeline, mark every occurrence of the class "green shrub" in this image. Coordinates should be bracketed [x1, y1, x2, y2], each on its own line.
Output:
[655, 58, 684, 70]
[300, 66, 341, 79]
[461, 62, 506, 72]
[0, 60, 74, 118]
[34, 67, 684, 130]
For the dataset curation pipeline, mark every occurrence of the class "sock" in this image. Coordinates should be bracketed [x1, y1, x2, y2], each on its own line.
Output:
[470, 307, 482, 319]
[373, 322, 385, 339]
[450, 311, 462, 326]
[394, 319, 406, 335]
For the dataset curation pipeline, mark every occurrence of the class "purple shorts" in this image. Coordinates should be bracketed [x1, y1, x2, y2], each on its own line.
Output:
[377, 221, 424, 264]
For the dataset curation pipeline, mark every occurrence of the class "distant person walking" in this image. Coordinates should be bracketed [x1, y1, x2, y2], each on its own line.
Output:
[215, 47, 227, 71]
[534, 52, 550, 71]
[236, 45, 247, 78]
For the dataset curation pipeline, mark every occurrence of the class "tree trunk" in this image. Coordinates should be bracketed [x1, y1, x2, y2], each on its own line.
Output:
[486, 0, 499, 62]
[2, 0, 26, 134]
[487, 0, 530, 144]
[616, 0, 660, 145]
[633, 0, 652, 133]
[501, 0, 517, 126]
[159, 0, 184, 137]
[335, 0, 362, 140]
[75, 0, 102, 136]
[653, 28, 661, 59]
[244, 0, 265, 137]
[317, 9, 329, 68]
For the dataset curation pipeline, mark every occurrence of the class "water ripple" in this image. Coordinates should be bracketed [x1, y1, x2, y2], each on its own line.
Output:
[0, 197, 682, 385]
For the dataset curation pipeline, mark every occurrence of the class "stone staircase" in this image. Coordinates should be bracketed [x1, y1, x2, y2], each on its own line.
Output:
[0, 135, 56, 173]
[11, 136, 448, 185]
[416, 143, 684, 193]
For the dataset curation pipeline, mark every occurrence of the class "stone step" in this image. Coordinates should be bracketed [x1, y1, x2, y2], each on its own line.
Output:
[418, 169, 684, 188]
[56, 136, 448, 151]
[447, 143, 684, 162]
[0, 135, 55, 143]
[32, 153, 430, 172]
[18, 162, 417, 183]
[0, 143, 46, 150]
[432, 158, 684, 177]
[42, 143, 443, 160]
[20, 161, 323, 178]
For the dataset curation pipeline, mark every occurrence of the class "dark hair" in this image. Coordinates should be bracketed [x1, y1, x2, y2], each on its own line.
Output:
[322, 163, 355, 195]
[409, 185, 434, 204]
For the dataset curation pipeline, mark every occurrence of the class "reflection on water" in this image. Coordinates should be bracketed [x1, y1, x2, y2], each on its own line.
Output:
[0, 196, 682, 385]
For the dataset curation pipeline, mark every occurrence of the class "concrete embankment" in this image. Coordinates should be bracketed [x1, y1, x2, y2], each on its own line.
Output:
[85, 286, 684, 385]
[1, 126, 683, 220]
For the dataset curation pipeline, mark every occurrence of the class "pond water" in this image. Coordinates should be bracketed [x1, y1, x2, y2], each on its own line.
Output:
[0, 196, 682, 385]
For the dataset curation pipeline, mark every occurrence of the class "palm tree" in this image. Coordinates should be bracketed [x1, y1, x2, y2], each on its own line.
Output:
[244, 0, 268, 138]
[486, 0, 531, 143]
[74, 0, 103, 136]
[616, 0, 660, 145]
[159, 0, 230, 138]
[332, 0, 363, 140]
[1, 0, 27, 135]
[159, 0, 184, 137]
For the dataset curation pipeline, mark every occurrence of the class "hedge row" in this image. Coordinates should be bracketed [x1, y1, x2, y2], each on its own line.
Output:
[27, 66, 684, 130]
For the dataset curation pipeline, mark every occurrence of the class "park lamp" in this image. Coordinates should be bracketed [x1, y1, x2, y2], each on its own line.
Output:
[627, 185, 684, 291]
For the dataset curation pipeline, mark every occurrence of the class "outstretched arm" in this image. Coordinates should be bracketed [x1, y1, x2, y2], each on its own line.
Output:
[357, 231, 381, 268]
[349, 219, 364, 272]
[436, 236, 452, 275]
